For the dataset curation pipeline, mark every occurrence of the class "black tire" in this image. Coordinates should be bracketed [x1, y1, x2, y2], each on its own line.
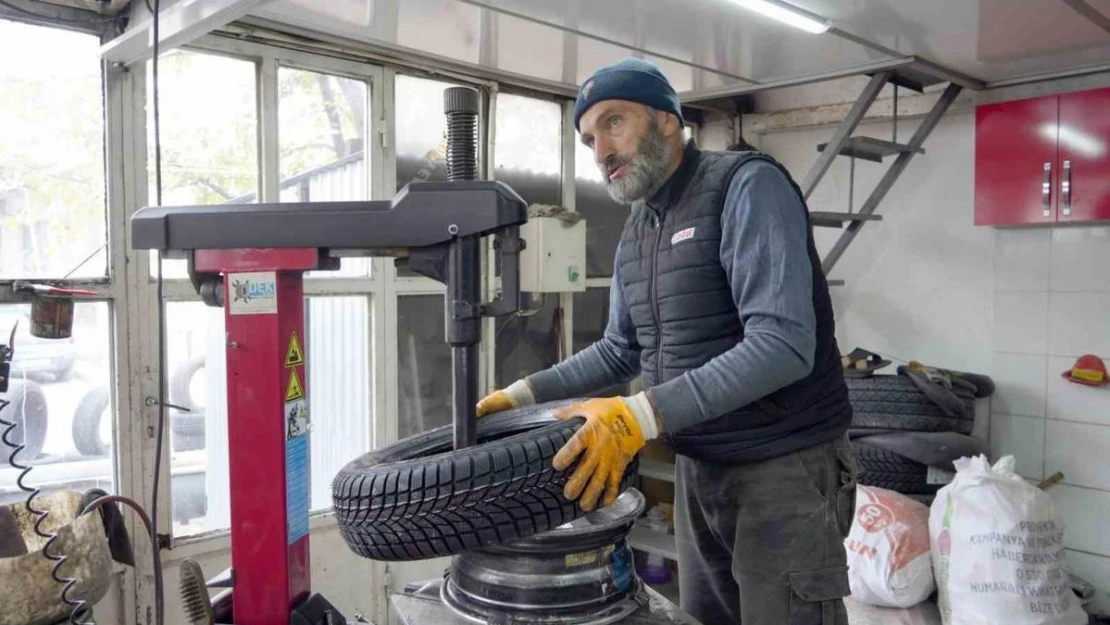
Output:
[847, 375, 974, 432]
[854, 444, 939, 495]
[170, 355, 206, 411]
[333, 400, 639, 562]
[0, 379, 49, 461]
[72, 385, 111, 456]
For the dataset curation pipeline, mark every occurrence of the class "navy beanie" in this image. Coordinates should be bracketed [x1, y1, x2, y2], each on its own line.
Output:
[573, 57, 685, 131]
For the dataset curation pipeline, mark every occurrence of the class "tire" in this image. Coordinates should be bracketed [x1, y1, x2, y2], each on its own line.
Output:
[73, 385, 111, 456]
[172, 412, 206, 452]
[170, 355, 206, 411]
[0, 379, 49, 461]
[847, 375, 975, 433]
[333, 400, 639, 562]
[854, 444, 939, 495]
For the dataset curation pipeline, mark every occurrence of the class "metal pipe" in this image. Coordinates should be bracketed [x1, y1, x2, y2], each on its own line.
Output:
[445, 86, 482, 450]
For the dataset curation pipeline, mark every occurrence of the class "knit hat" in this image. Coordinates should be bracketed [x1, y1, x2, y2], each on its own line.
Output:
[573, 57, 685, 131]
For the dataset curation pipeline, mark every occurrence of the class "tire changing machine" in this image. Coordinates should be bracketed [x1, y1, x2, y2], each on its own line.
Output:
[131, 86, 701, 625]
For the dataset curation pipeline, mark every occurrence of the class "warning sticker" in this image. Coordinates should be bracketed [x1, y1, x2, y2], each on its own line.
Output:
[285, 369, 304, 402]
[285, 332, 304, 368]
[285, 398, 308, 440]
[286, 435, 309, 545]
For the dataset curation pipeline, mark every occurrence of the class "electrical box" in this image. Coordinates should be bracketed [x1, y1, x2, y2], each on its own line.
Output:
[519, 216, 587, 293]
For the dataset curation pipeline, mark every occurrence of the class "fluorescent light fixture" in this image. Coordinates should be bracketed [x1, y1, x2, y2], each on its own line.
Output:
[728, 0, 831, 34]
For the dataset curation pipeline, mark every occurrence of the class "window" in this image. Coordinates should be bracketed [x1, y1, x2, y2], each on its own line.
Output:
[576, 139, 627, 278]
[279, 68, 370, 277]
[494, 93, 562, 207]
[0, 20, 106, 279]
[148, 50, 258, 278]
[0, 303, 115, 506]
[397, 295, 451, 438]
[494, 93, 563, 386]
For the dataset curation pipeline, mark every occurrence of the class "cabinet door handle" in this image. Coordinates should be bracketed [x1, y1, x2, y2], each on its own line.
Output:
[1062, 160, 1072, 217]
[1042, 162, 1052, 218]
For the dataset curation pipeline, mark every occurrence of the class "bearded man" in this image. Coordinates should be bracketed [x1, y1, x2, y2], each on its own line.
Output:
[477, 57, 861, 625]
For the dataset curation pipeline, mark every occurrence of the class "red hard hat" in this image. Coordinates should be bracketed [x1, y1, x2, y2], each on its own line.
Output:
[1062, 354, 1108, 386]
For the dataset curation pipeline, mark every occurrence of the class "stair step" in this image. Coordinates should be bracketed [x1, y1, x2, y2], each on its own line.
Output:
[817, 136, 924, 163]
[810, 211, 883, 228]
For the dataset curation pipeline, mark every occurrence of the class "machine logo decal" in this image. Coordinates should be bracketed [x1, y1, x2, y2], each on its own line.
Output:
[228, 271, 277, 315]
[671, 227, 695, 245]
[285, 398, 308, 440]
[285, 332, 305, 368]
[285, 369, 305, 402]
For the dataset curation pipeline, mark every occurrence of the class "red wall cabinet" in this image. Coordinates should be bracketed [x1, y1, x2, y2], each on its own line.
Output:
[975, 86, 1110, 226]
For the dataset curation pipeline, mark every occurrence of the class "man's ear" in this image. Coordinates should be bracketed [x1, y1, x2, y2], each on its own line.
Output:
[658, 110, 682, 138]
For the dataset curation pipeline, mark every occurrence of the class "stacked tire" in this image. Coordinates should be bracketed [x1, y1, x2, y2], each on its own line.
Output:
[847, 373, 985, 499]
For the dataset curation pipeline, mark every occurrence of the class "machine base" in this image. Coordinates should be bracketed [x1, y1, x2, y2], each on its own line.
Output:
[392, 578, 703, 625]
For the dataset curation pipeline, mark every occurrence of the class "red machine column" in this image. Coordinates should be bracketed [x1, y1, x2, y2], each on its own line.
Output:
[195, 249, 318, 625]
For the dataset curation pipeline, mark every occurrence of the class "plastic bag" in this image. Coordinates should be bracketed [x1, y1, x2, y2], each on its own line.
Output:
[845, 485, 935, 608]
[844, 596, 942, 625]
[929, 455, 1087, 625]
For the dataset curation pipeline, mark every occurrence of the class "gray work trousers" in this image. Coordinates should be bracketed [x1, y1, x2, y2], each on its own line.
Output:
[674, 434, 861, 625]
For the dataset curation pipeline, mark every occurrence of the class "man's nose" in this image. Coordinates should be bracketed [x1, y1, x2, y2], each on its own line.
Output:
[594, 137, 615, 168]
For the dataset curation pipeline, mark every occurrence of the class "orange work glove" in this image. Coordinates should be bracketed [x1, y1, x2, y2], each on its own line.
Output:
[475, 379, 535, 417]
[552, 394, 658, 511]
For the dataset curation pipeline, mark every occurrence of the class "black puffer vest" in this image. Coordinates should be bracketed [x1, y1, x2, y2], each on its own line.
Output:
[617, 143, 851, 463]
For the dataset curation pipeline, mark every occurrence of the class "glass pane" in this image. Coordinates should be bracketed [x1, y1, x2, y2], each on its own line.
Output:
[495, 295, 560, 389]
[0, 303, 115, 509]
[394, 75, 464, 278]
[165, 302, 226, 536]
[305, 296, 370, 511]
[494, 93, 561, 207]
[279, 68, 371, 278]
[148, 51, 258, 278]
[576, 140, 628, 278]
[0, 20, 106, 279]
[167, 296, 374, 533]
[572, 288, 630, 397]
[397, 295, 451, 439]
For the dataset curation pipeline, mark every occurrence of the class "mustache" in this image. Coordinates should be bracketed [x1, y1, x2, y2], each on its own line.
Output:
[601, 155, 633, 176]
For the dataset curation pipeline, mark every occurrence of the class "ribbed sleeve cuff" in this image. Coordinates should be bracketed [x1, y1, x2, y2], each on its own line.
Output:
[649, 375, 704, 434]
[524, 369, 567, 404]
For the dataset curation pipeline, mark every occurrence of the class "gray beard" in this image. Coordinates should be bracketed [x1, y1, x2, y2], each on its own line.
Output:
[605, 123, 673, 205]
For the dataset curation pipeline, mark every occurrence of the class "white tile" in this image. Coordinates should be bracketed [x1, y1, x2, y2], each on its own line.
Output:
[1051, 226, 1110, 292]
[1051, 485, 1110, 556]
[1066, 549, 1110, 615]
[1047, 356, 1110, 426]
[989, 413, 1045, 480]
[991, 353, 1048, 417]
[996, 228, 1051, 291]
[1046, 420, 1110, 490]
[993, 291, 1049, 355]
[1048, 292, 1110, 356]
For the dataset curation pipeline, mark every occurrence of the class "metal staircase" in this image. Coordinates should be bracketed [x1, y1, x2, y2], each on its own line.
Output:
[801, 67, 964, 281]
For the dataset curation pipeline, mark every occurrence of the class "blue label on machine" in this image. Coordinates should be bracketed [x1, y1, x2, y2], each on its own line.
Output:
[286, 435, 309, 545]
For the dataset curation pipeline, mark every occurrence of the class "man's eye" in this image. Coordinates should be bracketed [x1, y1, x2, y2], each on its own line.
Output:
[610, 116, 622, 128]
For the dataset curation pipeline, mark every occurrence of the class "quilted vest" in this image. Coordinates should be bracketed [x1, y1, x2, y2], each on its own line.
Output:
[617, 144, 851, 463]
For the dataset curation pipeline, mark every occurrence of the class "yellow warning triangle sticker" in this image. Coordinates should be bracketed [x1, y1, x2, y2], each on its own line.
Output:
[285, 369, 305, 402]
[285, 332, 304, 368]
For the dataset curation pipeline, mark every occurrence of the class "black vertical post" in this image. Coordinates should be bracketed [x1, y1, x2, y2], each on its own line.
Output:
[444, 86, 481, 450]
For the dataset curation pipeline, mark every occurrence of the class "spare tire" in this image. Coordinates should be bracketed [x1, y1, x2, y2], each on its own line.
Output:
[848, 375, 975, 433]
[0, 380, 49, 461]
[333, 400, 639, 562]
[72, 385, 111, 456]
[854, 444, 939, 496]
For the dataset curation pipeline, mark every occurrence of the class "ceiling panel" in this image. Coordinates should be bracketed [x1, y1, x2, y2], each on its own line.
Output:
[801, 0, 1110, 82]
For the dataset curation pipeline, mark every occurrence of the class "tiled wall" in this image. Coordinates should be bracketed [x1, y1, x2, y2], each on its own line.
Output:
[992, 226, 1110, 611]
[749, 107, 1110, 613]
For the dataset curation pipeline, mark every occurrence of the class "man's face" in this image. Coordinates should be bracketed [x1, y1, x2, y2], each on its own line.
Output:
[578, 100, 676, 204]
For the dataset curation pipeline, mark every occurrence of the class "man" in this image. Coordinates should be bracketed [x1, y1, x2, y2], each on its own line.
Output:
[477, 57, 860, 625]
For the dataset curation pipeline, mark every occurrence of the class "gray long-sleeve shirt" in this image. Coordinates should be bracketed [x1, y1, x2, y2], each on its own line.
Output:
[526, 158, 817, 434]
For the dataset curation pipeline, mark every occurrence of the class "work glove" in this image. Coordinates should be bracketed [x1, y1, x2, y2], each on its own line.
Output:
[476, 379, 535, 417]
[552, 393, 659, 512]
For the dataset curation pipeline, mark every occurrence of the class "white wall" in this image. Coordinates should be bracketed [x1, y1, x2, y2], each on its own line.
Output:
[740, 84, 1110, 615]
